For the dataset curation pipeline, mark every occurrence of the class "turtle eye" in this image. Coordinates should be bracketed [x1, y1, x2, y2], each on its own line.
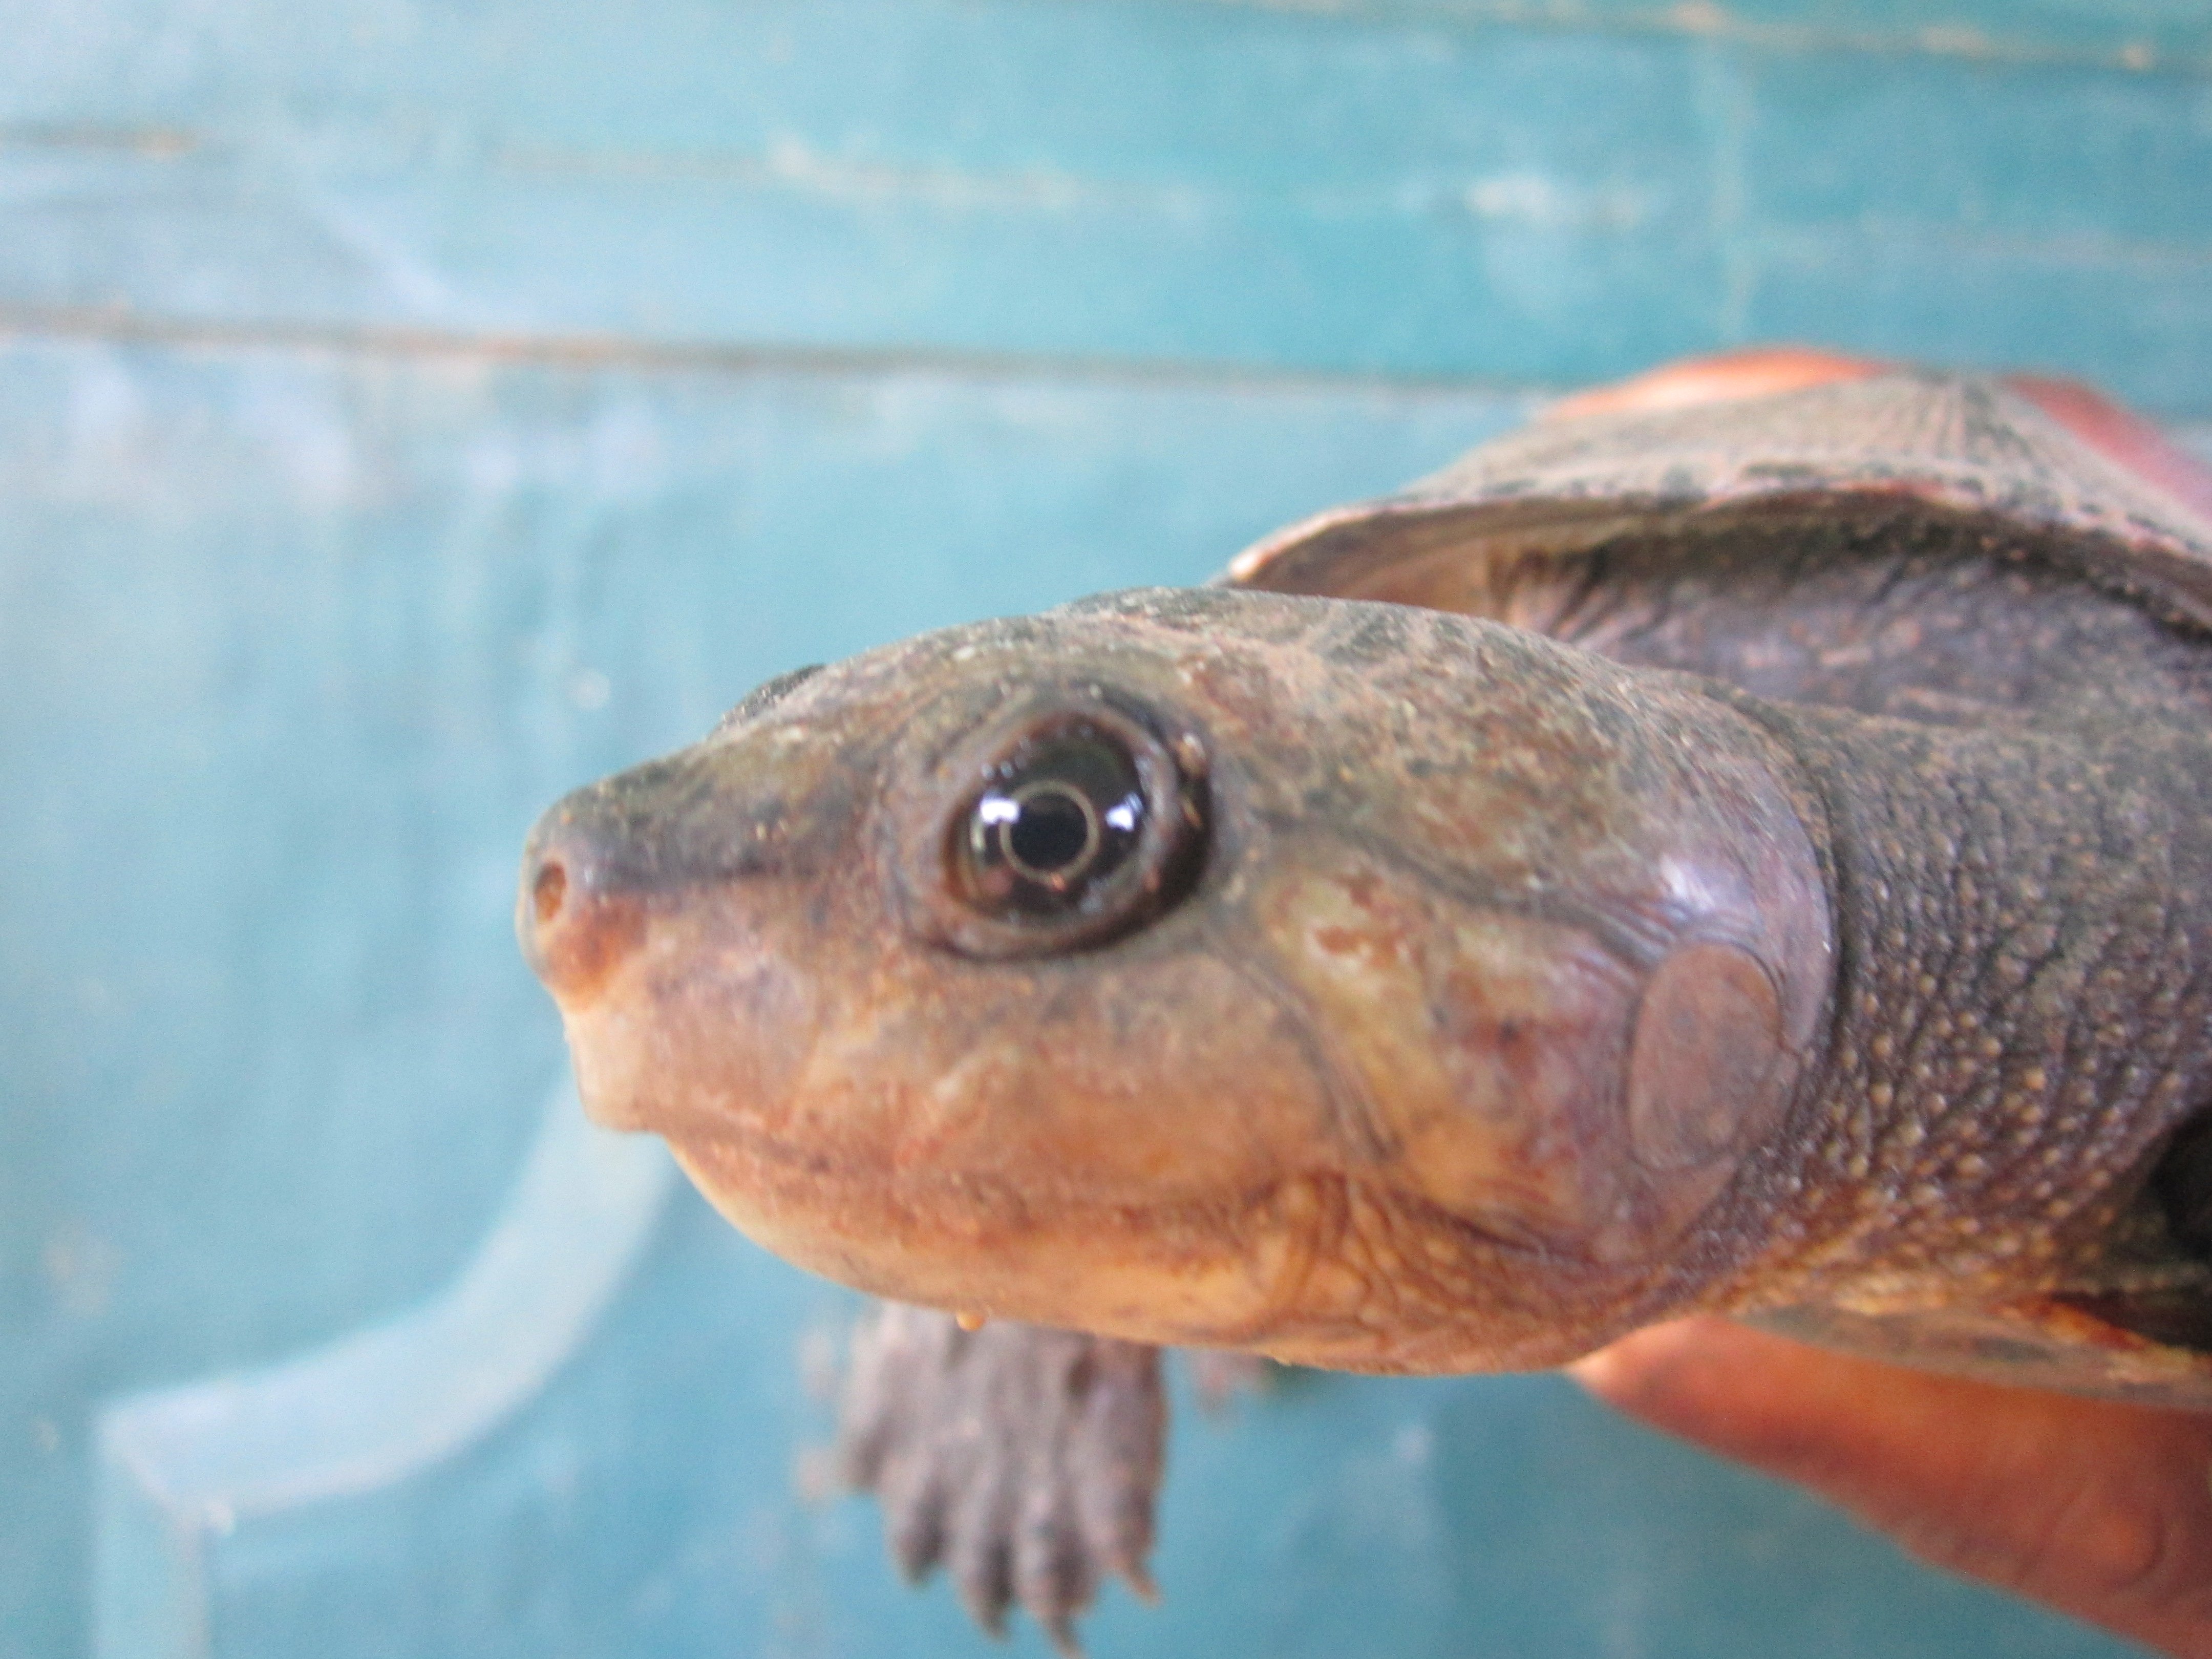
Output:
[961, 727, 1146, 914]
[917, 699, 1207, 957]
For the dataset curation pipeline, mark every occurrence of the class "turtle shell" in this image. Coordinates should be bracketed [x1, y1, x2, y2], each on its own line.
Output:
[1230, 358, 2212, 637]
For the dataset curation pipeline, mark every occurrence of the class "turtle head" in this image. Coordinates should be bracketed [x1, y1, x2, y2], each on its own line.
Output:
[520, 588, 1831, 1371]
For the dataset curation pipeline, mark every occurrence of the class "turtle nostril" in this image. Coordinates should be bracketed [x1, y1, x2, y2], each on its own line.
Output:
[533, 858, 569, 929]
[518, 809, 648, 1001]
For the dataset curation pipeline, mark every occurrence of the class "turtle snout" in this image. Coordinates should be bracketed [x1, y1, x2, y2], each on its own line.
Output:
[517, 797, 651, 1008]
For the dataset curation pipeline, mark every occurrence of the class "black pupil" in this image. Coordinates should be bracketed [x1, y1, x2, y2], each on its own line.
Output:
[965, 725, 1145, 913]
[1005, 785, 1095, 876]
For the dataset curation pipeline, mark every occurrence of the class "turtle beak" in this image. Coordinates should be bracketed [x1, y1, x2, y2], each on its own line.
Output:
[519, 735, 804, 1013]
[519, 782, 678, 1137]
[516, 734, 841, 1140]
[517, 792, 652, 1013]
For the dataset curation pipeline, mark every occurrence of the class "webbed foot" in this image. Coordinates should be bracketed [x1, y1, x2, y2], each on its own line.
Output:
[833, 1301, 1166, 1654]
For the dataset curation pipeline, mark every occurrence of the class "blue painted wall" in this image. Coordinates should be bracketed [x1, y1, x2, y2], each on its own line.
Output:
[4, 4, 2208, 1656]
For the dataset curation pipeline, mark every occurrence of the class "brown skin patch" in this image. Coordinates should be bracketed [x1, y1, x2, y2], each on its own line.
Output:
[1256, 855, 1651, 1259]
[521, 856, 648, 1008]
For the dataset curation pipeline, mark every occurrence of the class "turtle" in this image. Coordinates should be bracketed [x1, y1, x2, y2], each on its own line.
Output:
[517, 348, 2212, 1651]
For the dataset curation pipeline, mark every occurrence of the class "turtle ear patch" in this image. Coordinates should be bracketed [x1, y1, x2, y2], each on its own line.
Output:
[1627, 942, 1792, 1174]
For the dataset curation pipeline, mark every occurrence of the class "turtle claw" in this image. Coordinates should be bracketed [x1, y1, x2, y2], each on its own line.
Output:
[833, 1301, 1167, 1652]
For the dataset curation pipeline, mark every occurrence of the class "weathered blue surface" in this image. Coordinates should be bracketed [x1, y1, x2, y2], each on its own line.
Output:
[6, 0, 2212, 403]
[4, 2, 2208, 1656]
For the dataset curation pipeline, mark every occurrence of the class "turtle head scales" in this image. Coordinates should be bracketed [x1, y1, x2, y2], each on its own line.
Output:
[521, 584, 1832, 1371]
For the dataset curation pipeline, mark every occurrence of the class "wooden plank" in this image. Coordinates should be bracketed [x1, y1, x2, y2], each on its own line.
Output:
[1742, 237, 2212, 413]
[1740, 49, 2212, 245]
[5, 0, 2209, 406]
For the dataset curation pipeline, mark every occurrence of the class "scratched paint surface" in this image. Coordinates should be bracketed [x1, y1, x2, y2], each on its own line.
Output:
[3, 1, 2208, 1656]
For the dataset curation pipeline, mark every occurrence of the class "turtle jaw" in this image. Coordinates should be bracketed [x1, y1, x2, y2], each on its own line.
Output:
[663, 1126, 1663, 1371]
[630, 932, 1385, 1349]
[663, 1129, 1326, 1348]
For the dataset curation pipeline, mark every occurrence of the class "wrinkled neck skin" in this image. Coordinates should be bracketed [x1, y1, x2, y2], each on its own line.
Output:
[1306, 632, 2212, 1358]
[1714, 687, 2212, 1318]
[1488, 525, 2212, 1325]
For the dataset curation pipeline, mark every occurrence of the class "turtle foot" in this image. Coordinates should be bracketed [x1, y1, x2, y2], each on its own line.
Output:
[833, 1301, 1167, 1655]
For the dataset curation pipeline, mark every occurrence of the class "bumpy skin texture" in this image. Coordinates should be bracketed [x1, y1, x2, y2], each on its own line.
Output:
[520, 353, 2212, 1647]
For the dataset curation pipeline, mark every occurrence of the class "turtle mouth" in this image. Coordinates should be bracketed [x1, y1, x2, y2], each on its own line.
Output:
[664, 1125, 1338, 1346]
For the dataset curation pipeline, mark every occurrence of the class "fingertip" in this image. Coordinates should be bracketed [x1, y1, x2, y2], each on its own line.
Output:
[1577, 1320, 2212, 1655]
[1567, 1317, 1752, 1410]
[1566, 1316, 1901, 1484]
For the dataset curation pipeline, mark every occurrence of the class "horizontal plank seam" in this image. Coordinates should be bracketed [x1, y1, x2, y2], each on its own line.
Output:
[1747, 222, 2212, 272]
[0, 304, 1568, 400]
[1185, 0, 2212, 77]
[3, 305, 2206, 425]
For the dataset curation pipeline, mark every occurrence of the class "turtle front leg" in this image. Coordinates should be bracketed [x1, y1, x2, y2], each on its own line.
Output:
[833, 1301, 1166, 1654]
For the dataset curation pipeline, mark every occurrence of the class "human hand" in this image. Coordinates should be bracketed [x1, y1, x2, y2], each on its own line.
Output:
[1571, 1317, 2212, 1658]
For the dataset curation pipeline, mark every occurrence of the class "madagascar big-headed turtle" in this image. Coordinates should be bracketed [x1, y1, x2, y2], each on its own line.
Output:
[518, 350, 2212, 1649]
